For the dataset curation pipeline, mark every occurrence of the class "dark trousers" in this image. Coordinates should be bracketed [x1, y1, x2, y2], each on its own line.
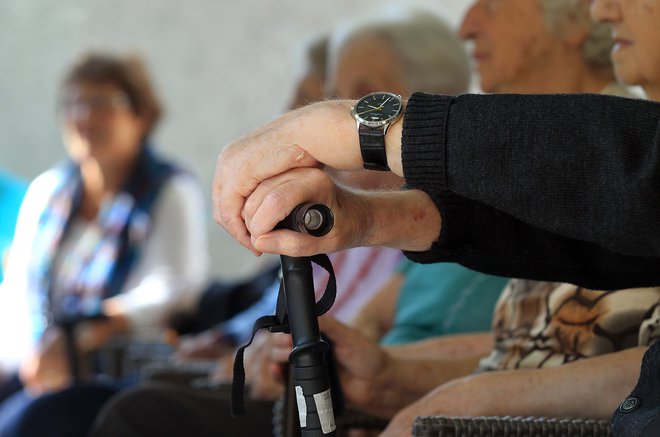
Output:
[0, 383, 119, 437]
[89, 382, 275, 437]
[0, 376, 22, 406]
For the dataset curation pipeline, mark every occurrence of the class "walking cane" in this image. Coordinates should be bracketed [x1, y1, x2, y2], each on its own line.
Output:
[278, 204, 337, 436]
[231, 203, 337, 437]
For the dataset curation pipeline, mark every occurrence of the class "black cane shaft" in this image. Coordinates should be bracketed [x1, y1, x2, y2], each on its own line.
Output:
[281, 256, 321, 352]
[278, 204, 336, 436]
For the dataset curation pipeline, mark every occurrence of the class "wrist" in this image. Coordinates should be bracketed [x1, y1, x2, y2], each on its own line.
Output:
[384, 103, 405, 176]
[363, 190, 441, 251]
[301, 100, 363, 171]
[352, 92, 404, 173]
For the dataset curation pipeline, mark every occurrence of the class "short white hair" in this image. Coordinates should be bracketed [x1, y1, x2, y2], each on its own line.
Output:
[327, 11, 470, 95]
[540, 0, 613, 69]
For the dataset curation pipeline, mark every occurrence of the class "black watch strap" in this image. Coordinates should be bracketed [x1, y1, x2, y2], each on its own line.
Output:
[359, 124, 389, 171]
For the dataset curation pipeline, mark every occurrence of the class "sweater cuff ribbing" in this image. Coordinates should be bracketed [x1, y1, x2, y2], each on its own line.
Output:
[401, 92, 454, 193]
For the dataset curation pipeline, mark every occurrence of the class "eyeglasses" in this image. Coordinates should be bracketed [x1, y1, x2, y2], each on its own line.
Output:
[61, 92, 131, 116]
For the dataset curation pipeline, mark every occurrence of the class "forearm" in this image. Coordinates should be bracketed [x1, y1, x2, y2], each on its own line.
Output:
[508, 347, 646, 419]
[383, 346, 647, 436]
[384, 332, 492, 361]
[358, 188, 441, 252]
[461, 347, 646, 419]
[349, 274, 403, 341]
[291, 99, 405, 176]
[289, 100, 365, 172]
[368, 354, 480, 417]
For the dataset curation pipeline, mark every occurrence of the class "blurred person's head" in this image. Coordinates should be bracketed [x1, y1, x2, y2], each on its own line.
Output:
[590, 0, 660, 100]
[325, 11, 470, 189]
[459, 0, 615, 93]
[59, 52, 162, 172]
[326, 11, 470, 100]
[289, 36, 329, 110]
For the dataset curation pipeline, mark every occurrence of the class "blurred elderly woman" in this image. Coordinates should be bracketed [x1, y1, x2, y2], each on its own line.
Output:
[460, 0, 626, 95]
[326, 11, 470, 99]
[0, 52, 208, 430]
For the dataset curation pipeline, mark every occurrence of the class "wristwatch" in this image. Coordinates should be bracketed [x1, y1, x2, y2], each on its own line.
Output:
[351, 91, 403, 171]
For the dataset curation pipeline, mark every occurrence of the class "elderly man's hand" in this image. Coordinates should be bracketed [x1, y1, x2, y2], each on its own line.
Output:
[213, 100, 361, 255]
[236, 165, 441, 257]
[241, 167, 376, 256]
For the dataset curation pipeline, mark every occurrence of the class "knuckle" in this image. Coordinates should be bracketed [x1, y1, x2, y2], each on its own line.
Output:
[213, 208, 231, 227]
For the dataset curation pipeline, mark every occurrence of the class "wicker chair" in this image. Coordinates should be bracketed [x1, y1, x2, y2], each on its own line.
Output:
[412, 415, 612, 436]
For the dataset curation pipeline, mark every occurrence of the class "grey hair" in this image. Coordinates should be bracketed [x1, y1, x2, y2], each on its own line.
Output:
[327, 11, 470, 96]
[540, 0, 613, 69]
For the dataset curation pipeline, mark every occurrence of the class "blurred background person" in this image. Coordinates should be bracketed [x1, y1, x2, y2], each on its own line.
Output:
[461, 0, 624, 95]
[288, 34, 329, 110]
[326, 11, 469, 99]
[0, 51, 209, 435]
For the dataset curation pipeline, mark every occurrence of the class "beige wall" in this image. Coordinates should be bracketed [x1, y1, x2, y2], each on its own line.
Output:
[0, 0, 473, 279]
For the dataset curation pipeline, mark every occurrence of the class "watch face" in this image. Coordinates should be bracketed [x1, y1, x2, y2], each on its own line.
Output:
[352, 92, 402, 127]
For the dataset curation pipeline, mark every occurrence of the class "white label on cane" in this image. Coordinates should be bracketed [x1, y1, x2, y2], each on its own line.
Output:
[313, 389, 336, 434]
[295, 386, 307, 427]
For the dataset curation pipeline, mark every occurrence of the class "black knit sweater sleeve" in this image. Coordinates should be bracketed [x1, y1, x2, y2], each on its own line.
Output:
[415, 192, 660, 289]
[400, 93, 660, 288]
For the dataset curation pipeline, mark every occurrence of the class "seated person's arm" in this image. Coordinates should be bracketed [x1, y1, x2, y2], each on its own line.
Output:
[307, 316, 481, 418]
[176, 280, 280, 362]
[381, 346, 647, 436]
[384, 332, 493, 361]
[349, 272, 403, 341]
